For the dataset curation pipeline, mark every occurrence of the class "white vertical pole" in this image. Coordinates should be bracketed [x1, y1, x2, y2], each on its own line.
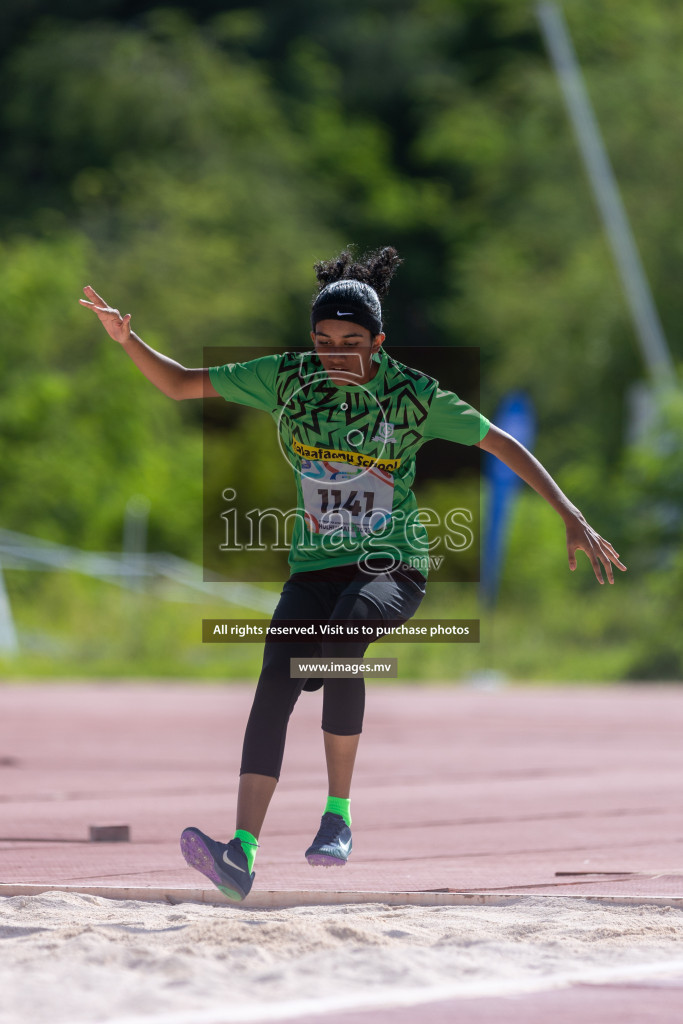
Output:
[536, 1, 676, 387]
[0, 558, 19, 655]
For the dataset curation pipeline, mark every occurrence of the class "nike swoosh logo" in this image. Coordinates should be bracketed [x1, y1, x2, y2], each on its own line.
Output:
[222, 851, 247, 873]
[337, 311, 353, 316]
[337, 838, 352, 854]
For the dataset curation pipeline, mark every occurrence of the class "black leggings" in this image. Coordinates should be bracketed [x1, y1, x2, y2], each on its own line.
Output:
[240, 561, 426, 780]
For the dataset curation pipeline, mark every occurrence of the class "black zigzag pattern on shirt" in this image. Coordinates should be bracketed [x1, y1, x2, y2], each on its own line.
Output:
[274, 350, 437, 453]
[275, 352, 339, 443]
[370, 355, 437, 448]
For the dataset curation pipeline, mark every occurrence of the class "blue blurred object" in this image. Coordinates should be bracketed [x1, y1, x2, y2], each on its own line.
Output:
[480, 392, 536, 607]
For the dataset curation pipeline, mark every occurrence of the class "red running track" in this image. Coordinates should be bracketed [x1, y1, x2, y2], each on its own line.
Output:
[2, 682, 683, 1022]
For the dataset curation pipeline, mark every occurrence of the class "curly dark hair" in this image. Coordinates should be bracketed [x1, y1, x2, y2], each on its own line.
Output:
[313, 246, 402, 299]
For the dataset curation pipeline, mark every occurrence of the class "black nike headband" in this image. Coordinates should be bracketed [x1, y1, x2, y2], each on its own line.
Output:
[310, 302, 382, 336]
[311, 281, 383, 336]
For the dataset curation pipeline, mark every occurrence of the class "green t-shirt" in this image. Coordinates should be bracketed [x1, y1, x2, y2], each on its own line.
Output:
[209, 348, 489, 576]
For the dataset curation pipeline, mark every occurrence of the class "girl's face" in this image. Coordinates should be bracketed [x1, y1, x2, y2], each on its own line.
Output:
[311, 319, 385, 386]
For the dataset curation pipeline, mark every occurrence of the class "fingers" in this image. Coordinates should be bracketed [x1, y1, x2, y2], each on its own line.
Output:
[587, 547, 605, 585]
[79, 300, 113, 314]
[603, 544, 627, 571]
[573, 536, 610, 585]
[598, 536, 621, 561]
[601, 553, 613, 586]
[593, 534, 627, 581]
[83, 284, 107, 306]
[79, 287, 131, 344]
[79, 297, 127, 321]
[567, 535, 627, 585]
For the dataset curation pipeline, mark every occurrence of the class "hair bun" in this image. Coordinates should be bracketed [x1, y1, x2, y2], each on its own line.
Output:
[313, 246, 402, 299]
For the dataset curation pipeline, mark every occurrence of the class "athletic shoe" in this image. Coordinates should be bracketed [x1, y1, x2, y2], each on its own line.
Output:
[305, 812, 352, 867]
[180, 827, 254, 902]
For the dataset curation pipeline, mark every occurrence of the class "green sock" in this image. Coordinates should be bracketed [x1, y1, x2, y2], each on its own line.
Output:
[325, 796, 351, 827]
[233, 829, 258, 873]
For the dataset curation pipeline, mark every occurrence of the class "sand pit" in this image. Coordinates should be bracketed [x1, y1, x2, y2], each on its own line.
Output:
[2, 892, 683, 1023]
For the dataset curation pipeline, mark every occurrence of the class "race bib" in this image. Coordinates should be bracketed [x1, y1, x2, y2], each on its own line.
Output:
[300, 460, 394, 536]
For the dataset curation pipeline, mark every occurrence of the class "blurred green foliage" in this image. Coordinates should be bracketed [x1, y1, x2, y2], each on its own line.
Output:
[0, 0, 682, 679]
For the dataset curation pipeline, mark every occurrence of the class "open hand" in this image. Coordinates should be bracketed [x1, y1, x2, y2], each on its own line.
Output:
[79, 285, 132, 344]
[566, 514, 626, 585]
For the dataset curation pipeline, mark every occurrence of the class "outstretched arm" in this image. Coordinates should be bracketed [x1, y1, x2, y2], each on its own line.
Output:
[476, 424, 626, 584]
[78, 285, 218, 400]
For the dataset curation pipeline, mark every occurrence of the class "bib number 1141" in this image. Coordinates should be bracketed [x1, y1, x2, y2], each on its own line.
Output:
[317, 488, 374, 518]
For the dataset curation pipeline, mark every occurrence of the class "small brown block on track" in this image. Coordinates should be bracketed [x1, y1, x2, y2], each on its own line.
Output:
[89, 825, 130, 842]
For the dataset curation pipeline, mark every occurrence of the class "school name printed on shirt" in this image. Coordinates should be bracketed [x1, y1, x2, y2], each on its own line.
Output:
[291, 437, 401, 472]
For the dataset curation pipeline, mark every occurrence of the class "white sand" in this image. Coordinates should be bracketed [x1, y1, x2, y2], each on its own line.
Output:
[2, 892, 683, 1023]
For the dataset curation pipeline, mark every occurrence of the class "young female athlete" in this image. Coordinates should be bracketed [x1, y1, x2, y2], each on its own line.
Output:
[80, 246, 625, 901]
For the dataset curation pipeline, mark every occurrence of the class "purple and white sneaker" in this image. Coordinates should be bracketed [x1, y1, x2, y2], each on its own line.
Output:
[180, 827, 254, 902]
[305, 812, 352, 867]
